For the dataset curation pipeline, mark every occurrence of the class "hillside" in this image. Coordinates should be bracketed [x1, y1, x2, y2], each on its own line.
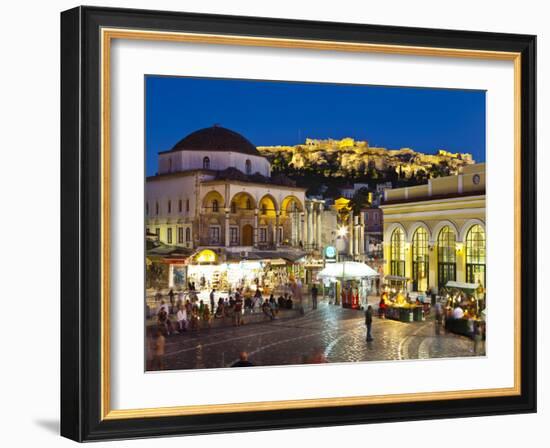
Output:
[257, 137, 476, 196]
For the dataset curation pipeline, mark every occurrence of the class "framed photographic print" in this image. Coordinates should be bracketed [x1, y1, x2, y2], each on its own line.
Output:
[60, 6, 537, 441]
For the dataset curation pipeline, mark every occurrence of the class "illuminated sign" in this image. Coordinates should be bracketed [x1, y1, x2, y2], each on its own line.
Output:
[325, 246, 336, 259]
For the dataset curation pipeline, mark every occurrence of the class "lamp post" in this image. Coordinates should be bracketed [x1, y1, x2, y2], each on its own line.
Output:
[334, 226, 348, 305]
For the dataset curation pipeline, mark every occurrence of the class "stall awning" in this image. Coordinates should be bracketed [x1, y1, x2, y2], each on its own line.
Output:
[318, 261, 379, 280]
[384, 275, 409, 282]
[146, 241, 193, 258]
[445, 281, 477, 291]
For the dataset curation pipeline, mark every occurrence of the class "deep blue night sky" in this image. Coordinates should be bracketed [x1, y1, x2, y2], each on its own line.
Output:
[145, 76, 486, 176]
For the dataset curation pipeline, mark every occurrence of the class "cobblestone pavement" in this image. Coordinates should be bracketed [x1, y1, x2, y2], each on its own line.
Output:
[155, 301, 485, 371]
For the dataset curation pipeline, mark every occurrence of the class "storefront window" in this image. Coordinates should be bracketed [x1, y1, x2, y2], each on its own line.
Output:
[412, 227, 429, 291]
[466, 224, 486, 287]
[390, 228, 405, 276]
[437, 226, 456, 288]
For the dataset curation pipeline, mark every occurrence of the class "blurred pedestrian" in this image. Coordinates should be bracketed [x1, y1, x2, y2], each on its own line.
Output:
[365, 305, 374, 342]
[307, 347, 327, 364]
[151, 328, 165, 370]
[311, 284, 318, 310]
[168, 288, 175, 313]
[209, 289, 215, 314]
[231, 351, 254, 367]
[234, 296, 243, 326]
[176, 304, 187, 333]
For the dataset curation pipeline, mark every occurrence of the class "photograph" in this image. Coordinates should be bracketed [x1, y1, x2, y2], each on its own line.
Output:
[144, 76, 487, 372]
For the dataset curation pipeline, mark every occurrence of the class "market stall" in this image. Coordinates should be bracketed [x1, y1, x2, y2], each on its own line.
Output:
[442, 281, 486, 339]
[381, 289, 425, 322]
[318, 261, 379, 310]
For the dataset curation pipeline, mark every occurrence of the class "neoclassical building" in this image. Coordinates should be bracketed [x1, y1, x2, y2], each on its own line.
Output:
[146, 126, 325, 252]
[380, 164, 486, 292]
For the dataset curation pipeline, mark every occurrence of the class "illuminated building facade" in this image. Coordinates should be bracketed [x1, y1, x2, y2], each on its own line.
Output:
[380, 164, 486, 293]
[145, 126, 324, 253]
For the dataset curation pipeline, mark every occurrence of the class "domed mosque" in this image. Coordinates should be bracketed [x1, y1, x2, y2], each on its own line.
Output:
[146, 126, 328, 271]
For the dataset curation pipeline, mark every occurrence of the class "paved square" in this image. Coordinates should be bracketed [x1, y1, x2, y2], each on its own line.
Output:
[152, 301, 484, 371]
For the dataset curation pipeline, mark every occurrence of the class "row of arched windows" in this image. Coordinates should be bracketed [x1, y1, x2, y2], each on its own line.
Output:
[146, 199, 190, 216]
[202, 156, 253, 174]
[390, 224, 486, 289]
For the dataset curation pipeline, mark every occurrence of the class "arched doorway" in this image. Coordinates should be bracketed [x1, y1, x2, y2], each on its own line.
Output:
[437, 226, 457, 289]
[390, 228, 406, 277]
[412, 227, 429, 291]
[466, 224, 486, 287]
[242, 224, 253, 246]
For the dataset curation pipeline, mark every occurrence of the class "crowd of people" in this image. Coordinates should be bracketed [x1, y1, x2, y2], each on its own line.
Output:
[152, 287, 304, 338]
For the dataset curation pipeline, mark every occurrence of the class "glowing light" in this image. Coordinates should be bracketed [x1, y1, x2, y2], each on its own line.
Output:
[196, 249, 217, 264]
[337, 226, 348, 237]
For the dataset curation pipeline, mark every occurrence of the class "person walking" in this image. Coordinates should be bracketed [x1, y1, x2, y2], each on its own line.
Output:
[168, 288, 175, 314]
[176, 304, 187, 333]
[365, 305, 374, 342]
[311, 284, 318, 310]
[209, 289, 216, 315]
[234, 295, 243, 326]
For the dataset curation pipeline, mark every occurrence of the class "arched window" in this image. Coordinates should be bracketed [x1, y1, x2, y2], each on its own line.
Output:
[245, 159, 252, 175]
[437, 226, 456, 288]
[231, 202, 237, 214]
[412, 227, 429, 291]
[390, 228, 405, 276]
[203, 156, 210, 170]
[466, 225, 486, 287]
[212, 199, 219, 212]
[185, 227, 191, 242]
[246, 198, 252, 210]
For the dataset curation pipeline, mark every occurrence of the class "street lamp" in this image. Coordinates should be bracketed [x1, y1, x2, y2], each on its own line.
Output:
[337, 226, 348, 237]
[334, 226, 349, 305]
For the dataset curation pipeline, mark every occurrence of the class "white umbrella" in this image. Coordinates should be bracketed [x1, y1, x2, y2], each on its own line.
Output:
[318, 261, 379, 280]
